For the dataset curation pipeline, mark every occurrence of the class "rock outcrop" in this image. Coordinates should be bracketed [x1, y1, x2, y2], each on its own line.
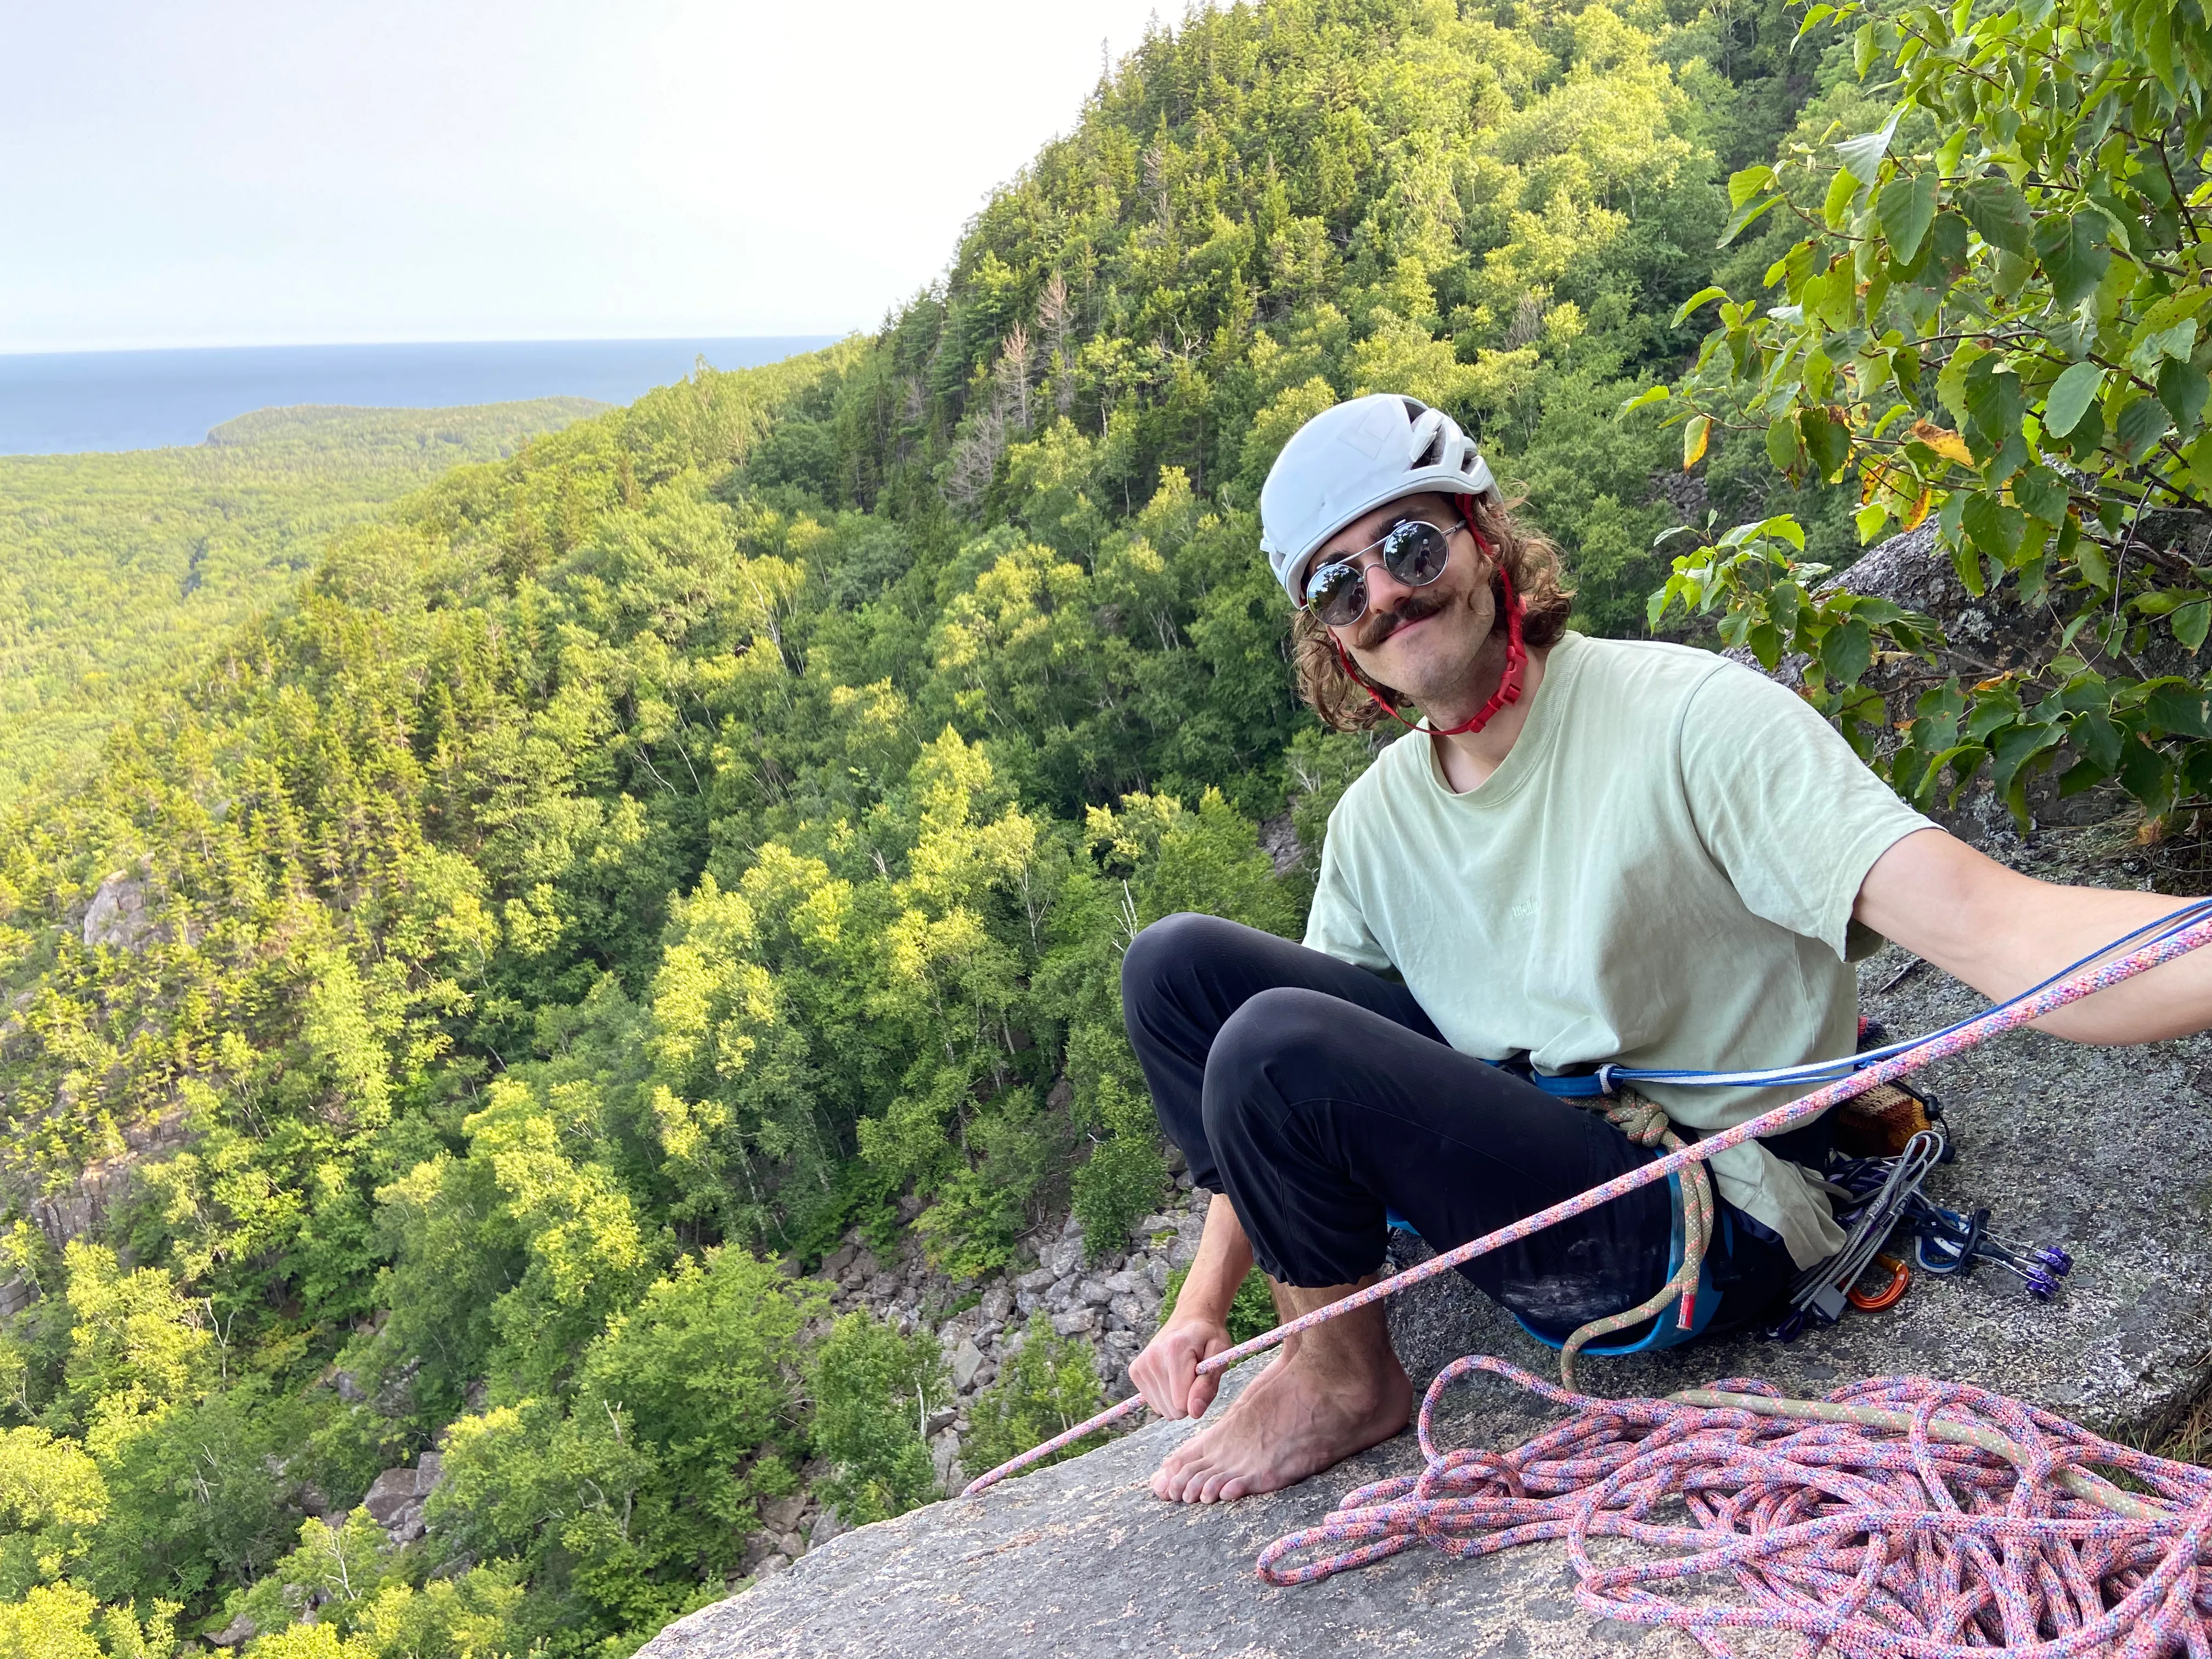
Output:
[804, 1187, 1211, 1506]
[360, 1451, 443, 1544]
[81, 870, 162, 952]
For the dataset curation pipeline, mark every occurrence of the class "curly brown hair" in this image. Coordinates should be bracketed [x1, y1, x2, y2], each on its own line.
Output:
[1291, 491, 1573, 732]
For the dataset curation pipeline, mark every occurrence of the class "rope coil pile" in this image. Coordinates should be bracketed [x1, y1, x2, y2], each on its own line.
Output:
[1260, 1357, 2212, 1658]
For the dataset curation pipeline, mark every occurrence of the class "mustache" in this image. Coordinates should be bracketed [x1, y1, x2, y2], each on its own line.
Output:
[1353, 587, 1453, 651]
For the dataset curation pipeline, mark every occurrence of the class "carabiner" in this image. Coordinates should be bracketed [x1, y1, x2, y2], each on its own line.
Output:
[1845, 1252, 1912, 1312]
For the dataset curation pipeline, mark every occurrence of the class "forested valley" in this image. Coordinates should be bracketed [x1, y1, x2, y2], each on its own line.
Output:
[3, 0, 2203, 1656]
[0, 399, 603, 804]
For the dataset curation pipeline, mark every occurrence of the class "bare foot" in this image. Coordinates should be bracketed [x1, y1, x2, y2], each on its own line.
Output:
[1148, 1342, 1411, 1503]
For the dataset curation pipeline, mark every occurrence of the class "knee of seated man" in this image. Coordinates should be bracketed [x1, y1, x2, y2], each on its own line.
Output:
[1121, 911, 1243, 1008]
[1203, 987, 1347, 1127]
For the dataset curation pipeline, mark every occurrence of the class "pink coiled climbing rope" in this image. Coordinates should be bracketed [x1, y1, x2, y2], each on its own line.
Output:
[956, 909, 2212, 1654]
[1259, 1358, 2212, 1656]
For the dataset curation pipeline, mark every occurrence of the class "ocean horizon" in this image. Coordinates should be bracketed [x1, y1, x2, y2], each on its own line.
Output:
[0, 336, 845, 456]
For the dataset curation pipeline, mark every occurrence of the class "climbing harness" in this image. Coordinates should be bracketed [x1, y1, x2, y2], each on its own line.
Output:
[961, 899, 2212, 1508]
[1519, 896, 2212, 1101]
[1253, 1357, 2212, 1658]
[1509, 1087, 1717, 1375]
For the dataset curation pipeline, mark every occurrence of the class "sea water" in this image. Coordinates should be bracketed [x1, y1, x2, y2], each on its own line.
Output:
[0, 337, 842, 455]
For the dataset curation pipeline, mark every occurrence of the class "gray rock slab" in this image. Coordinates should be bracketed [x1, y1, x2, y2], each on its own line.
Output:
[639, 1358, 1671, 1659]
[642, 916, 2212, 1659]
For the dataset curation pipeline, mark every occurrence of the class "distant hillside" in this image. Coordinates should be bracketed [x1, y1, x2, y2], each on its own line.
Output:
[0, 396, 603, 799]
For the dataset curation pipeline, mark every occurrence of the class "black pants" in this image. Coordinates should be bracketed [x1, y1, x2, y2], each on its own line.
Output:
[1121, 913, 1801, 1342]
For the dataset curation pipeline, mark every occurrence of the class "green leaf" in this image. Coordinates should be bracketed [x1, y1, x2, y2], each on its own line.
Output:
[2030, 212, 2110, 309]
[1766, 412, 1805, 473]
[2117, 733, 2174, 810]
[1949, 534, 1987, 596]
[1834, 112, 1902, 185]
[1936, 341, 1988, 425]
[1876, 173, 1939, 262]
[2075, 707, 2122, 769]
[2077, 537, 2113, 590]
[2129, 318, 2199, 374]
[1824, 616, 1874, 685]
[1719, 194, 1782, 247]
[1961, 494, 2027, 561]
[1670, 289, 1729, 328]
[1958, 177, 2034, 255]
[1728, 166, 1778, 208]
[1925, 210, 1971, 274]
[1822, 168, 1861, 229]
[2175, 601, 2211, 653]
[1961, 357, 2024, 453]
[2148, 687, 2212, 738]
[2013, 465, 2070, 526]
[1619, 385, 1671, 415]
[2157, 359, 2210, 433]
[2116, 394, 2174, 461]
[1856, 501, 1892, 541]
[1802, 405, 1852, 480]
[2041, 360, 2104, 437]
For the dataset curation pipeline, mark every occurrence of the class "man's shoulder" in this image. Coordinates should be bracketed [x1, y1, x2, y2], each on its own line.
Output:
[1566, 634, 1740, 700]
[1335, 727, 1427, 815]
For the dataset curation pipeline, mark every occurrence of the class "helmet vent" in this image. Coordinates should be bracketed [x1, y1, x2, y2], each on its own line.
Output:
[1460, 450, 1481, 473]
[1411, 425, 1445, 470]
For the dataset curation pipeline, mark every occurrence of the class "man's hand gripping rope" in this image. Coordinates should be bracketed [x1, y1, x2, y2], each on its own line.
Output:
[962, 904, 2212, 1500]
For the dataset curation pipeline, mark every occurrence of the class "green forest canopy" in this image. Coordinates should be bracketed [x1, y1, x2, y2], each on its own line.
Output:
[0, 398, 604, 803]
[5, 0, 2193, 1655]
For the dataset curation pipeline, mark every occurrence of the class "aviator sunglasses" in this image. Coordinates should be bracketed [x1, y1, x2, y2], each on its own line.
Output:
[1301, 518, 1462, 627]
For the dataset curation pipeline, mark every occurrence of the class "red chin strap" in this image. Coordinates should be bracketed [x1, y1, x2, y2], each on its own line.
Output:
[1328, 497, 1527, 737]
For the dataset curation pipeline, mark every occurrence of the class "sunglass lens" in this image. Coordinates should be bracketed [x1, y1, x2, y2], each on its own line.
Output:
[1383, 521, 1449, 587]
[1307, 562, 1366, 627]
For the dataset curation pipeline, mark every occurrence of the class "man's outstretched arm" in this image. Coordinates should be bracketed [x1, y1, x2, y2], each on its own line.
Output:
[1854, 827, 2212, 1045]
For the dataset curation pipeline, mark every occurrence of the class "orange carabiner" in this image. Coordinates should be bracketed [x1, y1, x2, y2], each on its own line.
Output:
[1845, 1252, 1911, 1312]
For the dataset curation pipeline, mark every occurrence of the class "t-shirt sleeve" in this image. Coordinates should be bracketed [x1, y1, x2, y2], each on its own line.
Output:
[1678, 661, 1938, 961]
[1302, 808, 1394, 971]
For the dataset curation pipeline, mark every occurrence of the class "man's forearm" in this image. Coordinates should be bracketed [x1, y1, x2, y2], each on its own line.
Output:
[1858, 828, 2212, 1045]
[1173, 1192, 1257, 1323]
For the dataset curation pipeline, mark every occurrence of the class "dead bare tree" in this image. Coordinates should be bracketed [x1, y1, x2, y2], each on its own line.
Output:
[996, 323, 1033, 433]
[1037, 273, 1074, 415]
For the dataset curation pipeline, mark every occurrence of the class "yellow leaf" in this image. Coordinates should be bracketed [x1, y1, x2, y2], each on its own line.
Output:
[1908, 419, 1976, 466]
[1683, 413, 1712, 471]
[1902, 489, 1933, 532]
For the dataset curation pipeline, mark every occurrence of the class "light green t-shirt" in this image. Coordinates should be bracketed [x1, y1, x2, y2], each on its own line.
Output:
[1303, 630, 1937, 1267]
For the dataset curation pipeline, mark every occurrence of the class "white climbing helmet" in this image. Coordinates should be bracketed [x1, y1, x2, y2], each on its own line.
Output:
[1259, 393, 1496, 605]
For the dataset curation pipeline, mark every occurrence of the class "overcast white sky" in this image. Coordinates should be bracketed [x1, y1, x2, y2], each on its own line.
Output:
[0, 1, 1174, 353]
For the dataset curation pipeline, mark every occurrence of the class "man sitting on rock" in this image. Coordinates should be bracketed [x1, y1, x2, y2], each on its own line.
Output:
[1124, 391, 2212, 1504]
